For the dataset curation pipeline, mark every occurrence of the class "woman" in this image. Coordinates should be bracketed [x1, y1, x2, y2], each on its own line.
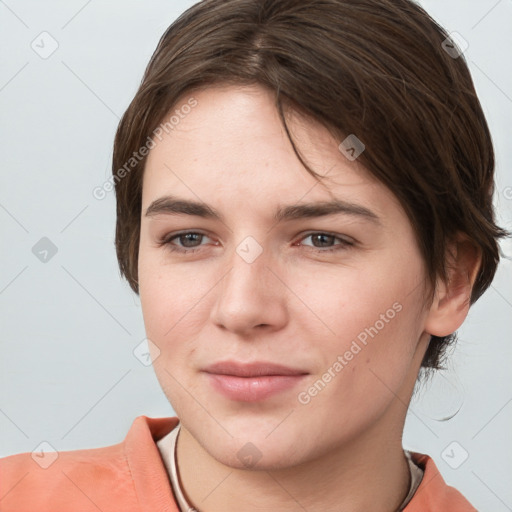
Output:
[1, 0, 507, 510]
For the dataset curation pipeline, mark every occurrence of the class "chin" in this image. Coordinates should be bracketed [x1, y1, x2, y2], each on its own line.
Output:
[212, 435, 308, 472]
[195, 413, 311, 469]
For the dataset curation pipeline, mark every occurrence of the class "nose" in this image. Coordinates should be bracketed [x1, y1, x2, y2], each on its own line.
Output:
[209, 242, 288, 337]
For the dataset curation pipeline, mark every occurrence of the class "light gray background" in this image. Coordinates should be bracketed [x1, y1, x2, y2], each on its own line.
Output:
[1, 1, 511, 510]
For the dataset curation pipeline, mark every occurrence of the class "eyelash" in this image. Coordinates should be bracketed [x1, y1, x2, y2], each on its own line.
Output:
[158, 231, 354, 255]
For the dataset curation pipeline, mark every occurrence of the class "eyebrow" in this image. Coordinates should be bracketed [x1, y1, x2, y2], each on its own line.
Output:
[145, 195, 381, 224]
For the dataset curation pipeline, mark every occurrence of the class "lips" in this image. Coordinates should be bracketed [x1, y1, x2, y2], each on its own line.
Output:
[203, 360, 308, 377]
[202, 360, 309, 402]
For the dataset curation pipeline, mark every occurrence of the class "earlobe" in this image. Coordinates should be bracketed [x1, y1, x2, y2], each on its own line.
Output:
[424, 235, 482, 337]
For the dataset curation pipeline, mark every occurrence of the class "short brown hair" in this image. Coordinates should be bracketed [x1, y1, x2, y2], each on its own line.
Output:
[112, 0, 508, 370]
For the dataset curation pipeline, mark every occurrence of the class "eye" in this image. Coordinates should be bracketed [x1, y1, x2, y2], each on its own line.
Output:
[159, 231, 215, 254]
[158, 230, 354, 255]
[298, 232, 354, 252]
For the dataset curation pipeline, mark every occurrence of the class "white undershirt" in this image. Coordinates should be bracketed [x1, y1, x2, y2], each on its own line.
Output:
[156, 423, 424, 512]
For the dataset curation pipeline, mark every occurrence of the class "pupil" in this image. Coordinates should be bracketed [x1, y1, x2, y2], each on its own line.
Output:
[181, 233, 201, 247]
[314, 234, 333, 247]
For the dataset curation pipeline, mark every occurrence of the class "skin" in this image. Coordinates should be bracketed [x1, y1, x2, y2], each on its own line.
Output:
[138, 84, 479, 511]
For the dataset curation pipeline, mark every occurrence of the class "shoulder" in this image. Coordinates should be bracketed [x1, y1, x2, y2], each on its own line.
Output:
[404, 452, 477, 512]
[0, 440, 137, 512]
[0, 415, 180, 512]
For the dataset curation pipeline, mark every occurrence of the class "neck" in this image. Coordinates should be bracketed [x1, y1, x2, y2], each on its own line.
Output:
[173, 336, 430, 512]
[175, 412, 411, 512]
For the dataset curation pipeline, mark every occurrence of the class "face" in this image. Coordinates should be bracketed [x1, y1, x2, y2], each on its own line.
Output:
[139, 84, 432, 470]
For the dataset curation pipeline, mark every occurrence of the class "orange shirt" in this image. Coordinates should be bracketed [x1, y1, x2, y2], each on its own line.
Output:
[0, 415, 476, 511]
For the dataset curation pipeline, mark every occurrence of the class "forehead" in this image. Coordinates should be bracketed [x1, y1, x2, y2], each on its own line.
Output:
[141, 84, 401, 221]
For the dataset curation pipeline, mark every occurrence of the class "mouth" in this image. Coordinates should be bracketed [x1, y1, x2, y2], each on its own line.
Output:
[202, 360, 309, 402]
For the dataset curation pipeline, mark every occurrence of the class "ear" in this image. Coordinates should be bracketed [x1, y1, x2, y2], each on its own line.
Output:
[424, 234, 482, 337]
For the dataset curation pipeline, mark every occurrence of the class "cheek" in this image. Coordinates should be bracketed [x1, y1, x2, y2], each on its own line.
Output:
[293, 260, 427, 396]
[293, 261, 423, 347]
[138, 247, 213, 340]
[292, 283, 426, 441]
[138, 250, 224, 411]
[139, 251, 211, 413]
